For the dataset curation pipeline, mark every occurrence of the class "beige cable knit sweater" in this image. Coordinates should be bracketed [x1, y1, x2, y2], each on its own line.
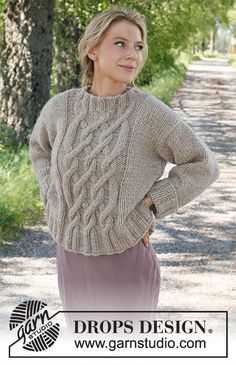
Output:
[29, 85, 220, 256]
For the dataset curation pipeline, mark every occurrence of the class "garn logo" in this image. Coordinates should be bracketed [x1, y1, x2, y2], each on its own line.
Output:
[9, 300, 60, 352]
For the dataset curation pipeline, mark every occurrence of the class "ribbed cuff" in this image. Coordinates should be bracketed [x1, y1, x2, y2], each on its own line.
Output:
[147, 178, 179, 219]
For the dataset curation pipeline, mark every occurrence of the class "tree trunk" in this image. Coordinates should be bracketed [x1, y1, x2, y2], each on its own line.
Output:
[0, 0, 54, 143]
[201, 39, 206, 53]
[209, 29, 216, 53]
[53, 3, 81, 93]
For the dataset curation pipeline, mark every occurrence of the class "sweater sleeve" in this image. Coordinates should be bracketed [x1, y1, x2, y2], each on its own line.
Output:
[146, 103, 220, 219]
[28, 93, 63, 206]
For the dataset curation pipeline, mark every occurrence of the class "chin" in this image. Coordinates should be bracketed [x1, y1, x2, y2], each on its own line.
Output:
[114, 77, 134, 84]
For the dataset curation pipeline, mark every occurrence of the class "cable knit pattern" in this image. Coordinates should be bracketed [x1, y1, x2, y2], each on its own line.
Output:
[29, 85, 220, 255]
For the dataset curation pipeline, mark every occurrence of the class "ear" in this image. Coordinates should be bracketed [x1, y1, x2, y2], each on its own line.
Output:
[87, 47, 97, 61]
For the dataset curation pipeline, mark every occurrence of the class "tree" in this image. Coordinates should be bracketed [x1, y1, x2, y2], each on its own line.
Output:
[53, 0, 81, 93]
[0, 0, 54, 143]
[52, 0, 108, 93]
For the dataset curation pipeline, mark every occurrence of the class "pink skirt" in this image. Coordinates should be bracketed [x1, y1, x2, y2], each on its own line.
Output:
[56, 238, 161, 328]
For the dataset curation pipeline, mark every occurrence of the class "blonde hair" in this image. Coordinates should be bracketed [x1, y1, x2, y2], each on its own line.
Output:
[76, 6, 148, 87]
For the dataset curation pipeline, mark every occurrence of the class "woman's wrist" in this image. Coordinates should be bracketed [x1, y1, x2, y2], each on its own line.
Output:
[144, 195, 157, 215]
[144, 195, 153, 208]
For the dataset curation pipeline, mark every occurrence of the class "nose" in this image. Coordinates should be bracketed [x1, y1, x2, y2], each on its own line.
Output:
[125, 45, 138, 60]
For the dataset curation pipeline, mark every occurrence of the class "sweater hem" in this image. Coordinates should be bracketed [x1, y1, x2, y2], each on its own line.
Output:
[46, 198, 154, 256]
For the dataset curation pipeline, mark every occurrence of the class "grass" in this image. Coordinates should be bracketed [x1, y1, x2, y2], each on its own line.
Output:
[0, 140, 44, 243]
[228, 53, 236, 69]
[202, 51, 224, 58]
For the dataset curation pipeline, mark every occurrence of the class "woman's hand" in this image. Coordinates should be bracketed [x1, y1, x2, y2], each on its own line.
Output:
[144, 195, 153, 209]
[142, 230, 150, 247]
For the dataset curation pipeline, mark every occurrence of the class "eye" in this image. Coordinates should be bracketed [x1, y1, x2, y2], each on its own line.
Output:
[115, 41, 125, 48]
[135, 45, 143, 51]
[115, 41, 143, 51]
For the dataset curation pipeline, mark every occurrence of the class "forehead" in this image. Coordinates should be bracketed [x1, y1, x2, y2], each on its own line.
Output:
[105, 20, 143, 42]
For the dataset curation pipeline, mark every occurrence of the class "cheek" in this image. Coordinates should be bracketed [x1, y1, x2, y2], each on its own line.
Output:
[137, 52, 144, 62]
[108, 46, 123, 60]
[98, 47, 120, 68]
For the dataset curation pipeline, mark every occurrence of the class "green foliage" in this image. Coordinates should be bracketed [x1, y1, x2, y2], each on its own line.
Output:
[139, 51, 189, 105]
[191, 54, 203, 61]
[0, 119, 20, 152]
[0, 144, 45, 243]
[228, 1, 236, 36]
[228, 53, 236, 68]
[203, 51, 225, 57]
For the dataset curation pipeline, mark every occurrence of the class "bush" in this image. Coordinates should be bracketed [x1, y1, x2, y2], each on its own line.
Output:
[0, 143, 44, 243]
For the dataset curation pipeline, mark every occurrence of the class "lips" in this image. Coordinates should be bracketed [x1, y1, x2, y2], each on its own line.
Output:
[119, 65, 136, 69]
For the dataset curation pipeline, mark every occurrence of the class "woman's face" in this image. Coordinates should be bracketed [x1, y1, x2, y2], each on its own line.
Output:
[87, 20, 144, 86]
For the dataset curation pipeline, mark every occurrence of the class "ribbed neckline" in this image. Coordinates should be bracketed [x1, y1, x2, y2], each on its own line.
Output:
[80, 85, 136, 112]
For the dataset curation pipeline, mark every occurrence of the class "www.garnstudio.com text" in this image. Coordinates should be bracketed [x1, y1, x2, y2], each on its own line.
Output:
[73, 336, 206, 351]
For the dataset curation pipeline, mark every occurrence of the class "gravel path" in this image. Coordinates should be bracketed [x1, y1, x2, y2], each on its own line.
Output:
[1, 57, 235, 359]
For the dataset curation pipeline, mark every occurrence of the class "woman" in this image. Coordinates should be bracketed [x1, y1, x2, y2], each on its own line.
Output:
[29, 6, 220, 330]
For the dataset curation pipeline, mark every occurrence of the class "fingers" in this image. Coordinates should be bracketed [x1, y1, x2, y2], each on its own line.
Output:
[142, 231, 149, 247]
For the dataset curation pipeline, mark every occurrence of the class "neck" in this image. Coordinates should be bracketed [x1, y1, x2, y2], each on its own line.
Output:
[88, 82, 130, 97]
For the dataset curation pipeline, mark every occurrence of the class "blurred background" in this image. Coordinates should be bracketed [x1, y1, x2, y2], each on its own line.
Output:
[0, 0, 236, 243]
